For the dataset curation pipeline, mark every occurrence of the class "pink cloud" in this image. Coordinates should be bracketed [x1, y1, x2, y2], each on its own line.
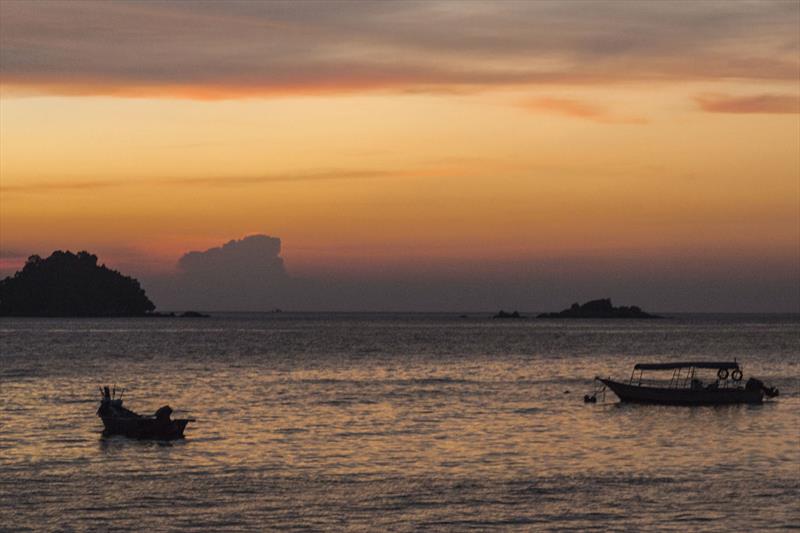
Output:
[694, 93, 800, 114]
[520, 97, 647, 124]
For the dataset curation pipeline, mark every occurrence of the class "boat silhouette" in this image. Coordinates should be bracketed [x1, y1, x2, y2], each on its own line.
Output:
[597, 361, 778, 405]
[97, 386, 192, 440]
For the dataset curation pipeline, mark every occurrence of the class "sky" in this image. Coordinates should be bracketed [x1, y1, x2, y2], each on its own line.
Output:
[1, 0, 798, 312]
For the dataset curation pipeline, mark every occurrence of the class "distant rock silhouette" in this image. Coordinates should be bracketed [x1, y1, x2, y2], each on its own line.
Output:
[537, 298, 659, 319]
[179, 311, 210, 318]
[145, 310, 211, 318]
[494, 310, 524, 319]
[0, 251, 155, 317]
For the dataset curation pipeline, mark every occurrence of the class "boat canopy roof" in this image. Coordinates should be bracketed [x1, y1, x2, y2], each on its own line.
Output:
[633, 361, 740, 371]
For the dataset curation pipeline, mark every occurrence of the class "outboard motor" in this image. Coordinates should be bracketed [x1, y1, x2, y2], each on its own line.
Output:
[745, 377, 779, 398]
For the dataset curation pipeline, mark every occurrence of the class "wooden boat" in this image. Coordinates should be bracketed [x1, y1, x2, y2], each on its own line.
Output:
[97, 386, 192, 440]
[597, 361, 778, 406]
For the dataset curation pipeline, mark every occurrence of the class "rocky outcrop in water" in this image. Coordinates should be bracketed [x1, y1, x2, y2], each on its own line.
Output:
[537, 298, 659, 319]
[0, 251, 155, 317]
[180, 311, 210, 318]
[494, 310, 524, 319]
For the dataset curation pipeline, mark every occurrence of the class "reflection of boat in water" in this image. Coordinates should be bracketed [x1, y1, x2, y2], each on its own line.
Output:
[597, 361, 778, 405]
[97, 386, 192, 440]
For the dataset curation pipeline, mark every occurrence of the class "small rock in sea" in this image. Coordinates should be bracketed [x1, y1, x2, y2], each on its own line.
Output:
[493, 310, 524, 319]
[180, 311, 210, 318]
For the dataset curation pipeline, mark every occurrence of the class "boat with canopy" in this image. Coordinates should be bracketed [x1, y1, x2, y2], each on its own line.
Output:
[596, 361, 778, 405]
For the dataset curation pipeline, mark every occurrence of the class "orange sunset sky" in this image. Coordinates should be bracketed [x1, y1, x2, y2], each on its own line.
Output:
[1, 1, 798, 311]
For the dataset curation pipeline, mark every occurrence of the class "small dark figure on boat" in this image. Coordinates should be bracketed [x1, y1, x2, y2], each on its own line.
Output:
[97, 386, 192, 440]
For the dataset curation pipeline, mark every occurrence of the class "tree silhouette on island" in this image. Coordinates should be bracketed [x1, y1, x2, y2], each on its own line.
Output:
[0, 251, 155, 317]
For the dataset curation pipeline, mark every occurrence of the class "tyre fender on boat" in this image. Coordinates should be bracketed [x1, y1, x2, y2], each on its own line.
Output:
[731, 369, 743, 382]
[717, 368, 729, 380]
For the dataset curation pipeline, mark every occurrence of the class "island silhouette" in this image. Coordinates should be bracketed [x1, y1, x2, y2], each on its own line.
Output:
[493, 310, 525, 319]
[0, 251, 155, 317]
[538, 298, 659, 318]
[0, 248, 660, 320]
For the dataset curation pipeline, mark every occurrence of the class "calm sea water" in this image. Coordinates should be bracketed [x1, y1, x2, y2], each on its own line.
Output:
[1, 313, 798, 531]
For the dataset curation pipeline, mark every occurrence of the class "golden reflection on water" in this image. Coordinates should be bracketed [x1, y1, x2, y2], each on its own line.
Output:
[1, 315, 798, 530]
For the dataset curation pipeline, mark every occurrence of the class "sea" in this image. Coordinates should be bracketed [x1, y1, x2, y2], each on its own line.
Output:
[1, 313, 798, 532]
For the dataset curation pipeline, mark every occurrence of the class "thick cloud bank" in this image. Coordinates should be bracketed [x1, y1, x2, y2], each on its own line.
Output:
[146, 235, 296, 311]
[2, 1, 797, 98]
[179, 235, 287, 279]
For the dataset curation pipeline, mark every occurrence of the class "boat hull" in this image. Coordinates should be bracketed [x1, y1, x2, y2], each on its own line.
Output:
[599, 379, 763, 405]
[101, 416, 189, 440]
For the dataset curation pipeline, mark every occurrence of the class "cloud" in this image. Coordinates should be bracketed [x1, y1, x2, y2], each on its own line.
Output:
[162, 169, 408, 187]
[145, 235, 295, 310]
[1, 1, 797, 99]
[520, 97, 647, 124]
[0, 248, 29, 259]
[694, 93, 800, 114]
[0, 250, 31, 278]
[178, 235, 287, 278]
[0, 180, 121, 194]
[0, 169, 404, 194]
